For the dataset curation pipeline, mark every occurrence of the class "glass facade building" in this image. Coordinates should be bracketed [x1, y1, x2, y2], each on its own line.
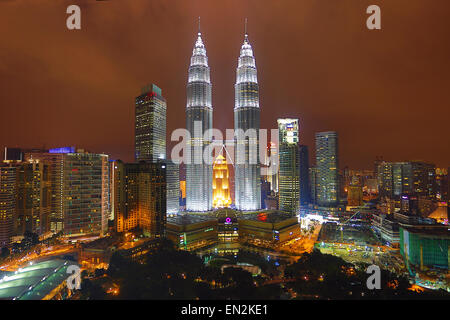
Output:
[315, 131, 339, 207]
[234, 32, 261, 211]
[378, 161, 437, 199]
[166, 159, 180, 215]
[185, 30, 213, 212]
[135, 84, 167, 162]
[278, 119, 300, 214]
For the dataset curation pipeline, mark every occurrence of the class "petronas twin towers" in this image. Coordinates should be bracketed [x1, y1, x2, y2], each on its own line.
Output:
[186, 21, 261, 212]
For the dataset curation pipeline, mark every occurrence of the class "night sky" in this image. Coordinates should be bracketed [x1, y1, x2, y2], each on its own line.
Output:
[0, 0, 449, 169]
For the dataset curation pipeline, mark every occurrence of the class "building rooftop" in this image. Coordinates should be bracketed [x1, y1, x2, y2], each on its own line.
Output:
[0, 259, 78, 300]
[167, 214, 217, 226]
[240, 211, 296, 224]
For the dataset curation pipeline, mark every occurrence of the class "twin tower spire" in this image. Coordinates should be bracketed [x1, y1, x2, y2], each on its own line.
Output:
[186, 18, 261, 212]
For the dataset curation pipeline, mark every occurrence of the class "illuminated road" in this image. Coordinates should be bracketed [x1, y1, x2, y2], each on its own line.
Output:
[0, 244, 77, 271]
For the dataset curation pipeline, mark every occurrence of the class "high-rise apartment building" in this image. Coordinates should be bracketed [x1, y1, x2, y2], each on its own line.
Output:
[62, 152, 109, 237]
[25, 148, 70, 233]
[15, 160, 51, 235]
[0, 164, 16, 248]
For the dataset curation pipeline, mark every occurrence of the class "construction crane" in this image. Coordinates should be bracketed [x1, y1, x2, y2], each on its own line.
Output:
[340, 210, 361, 243]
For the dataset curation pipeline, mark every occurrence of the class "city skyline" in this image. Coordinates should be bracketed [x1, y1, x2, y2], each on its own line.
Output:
[0, 1, 449, 302]
[1, 1, 449, 169]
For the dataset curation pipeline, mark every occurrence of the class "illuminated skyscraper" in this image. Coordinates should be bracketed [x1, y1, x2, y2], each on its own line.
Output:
[213, 155, 232, 208]
[166, 159, 180, 215]
[135, 84, 166, 162]
[234, 27, 261, 211]
[278, 119, 300, 214]
[315, 131, 339, 207]
[185, 26, 213, 212]
[0, 164, 16, 249]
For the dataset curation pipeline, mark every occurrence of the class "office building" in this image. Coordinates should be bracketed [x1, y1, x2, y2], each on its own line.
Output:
[234, 30, 261, 211]
[185, 27, 213, 212]
[135, 84, 166, 162]
[166, 159, 180, 215]
[315, 131, 339, 207]
[278, 119, 300, 214]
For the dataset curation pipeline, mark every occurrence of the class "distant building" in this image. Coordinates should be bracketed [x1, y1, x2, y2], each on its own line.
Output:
[25, 150, 69, 233]
[435, 168, 448, 201]
[371, 213, 400, 246]
[135, 84, 166, 162]
[239, 211, 300, 247]
[400, 226, 450, 270]
[114, 162, 166, 238]
[264, 192, 278, 210]
[260, 180, 271, 209]
[234, 32, 261, 211]
[212, 155, 232, 208]
[15, 160, 51, 235]
[315, 131, 339, 207]
[62, 152, 109, 237]
[0, 164, 16, 248]
[3, 147, 23, 161]
[309, 166, 317, 204]
[166, 159, 180, 215]
[166, 214, 217, 251]
[299, 145, 310, 205]
[185, 30, 213, 212]
[378, 161, 436, 200]
[264, 142, 278, 193]
[347, 184, 363, 207]
[277, 119, 302, 214]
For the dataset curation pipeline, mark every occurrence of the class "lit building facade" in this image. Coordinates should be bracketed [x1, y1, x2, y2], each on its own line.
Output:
[135, 84, 166, 162]
[16, 160, 51, 235]
[25, 148, 72, 233]
[400, 226, 450, 270]
[62, 152, 109, 237]
[0, 165, 16, 248]
[185, 29, 213, 212]
[213, 155, 232, 208]
[299, 145, 311, 205]
[315, 131, 339, 207]
[166, 159, 180, 215]
[234, 32, 261, 211]
[278, 119, 300, 214]
[114, 162, 166, 238]
[378, 161, 437, 200]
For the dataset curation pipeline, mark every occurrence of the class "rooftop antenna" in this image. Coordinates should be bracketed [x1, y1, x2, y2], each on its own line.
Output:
[244, 18, 248, 38]
[198, 16, 201, 34]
